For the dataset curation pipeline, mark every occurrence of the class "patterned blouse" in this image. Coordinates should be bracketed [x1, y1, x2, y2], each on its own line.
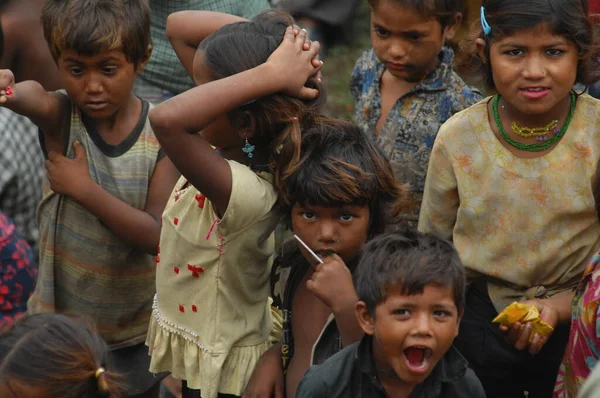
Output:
[418, 94, 600, 312]
[350, 46, 481, 222]
[554, 251, 600, 397]
[0, 212, 37, 326]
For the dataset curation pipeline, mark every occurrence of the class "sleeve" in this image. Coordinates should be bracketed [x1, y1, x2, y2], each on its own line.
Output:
[349, 55, 364, 104]
[461, 368, 487, 397]
[218, 161, 278, 234]
[295, 366, 330, 398]
[417, 128, 459, 241]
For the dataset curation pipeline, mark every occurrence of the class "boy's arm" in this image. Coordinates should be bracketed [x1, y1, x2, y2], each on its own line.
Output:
[417, 133, 458, 240]
[46, 145, 180, 255]
[0, 71, 67, 150]
[166, 11, 247, 78]
[242, 343, 284, 398]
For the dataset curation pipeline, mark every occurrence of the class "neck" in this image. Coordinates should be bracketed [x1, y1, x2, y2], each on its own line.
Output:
[500, 93, 572, 128]
[220, 144, 270, 167]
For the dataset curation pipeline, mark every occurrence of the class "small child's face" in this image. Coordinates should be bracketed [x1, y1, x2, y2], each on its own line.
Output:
[57, 48, 141, 119]
[370, 0, 459, 82]
[361, 283, 460, 387]
[291, 203, 370, 264]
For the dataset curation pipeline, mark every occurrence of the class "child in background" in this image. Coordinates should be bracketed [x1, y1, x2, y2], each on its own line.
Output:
[351, 0, 481, 223]
[146, 10, 323, 398]
[418, 0, 600, 396]
[296, 231, 485, 397]
[0, 212, 37, 326]
[0, 0, 180, 396]
[244, 122, 411, 398]
[0, 313, 123, 397]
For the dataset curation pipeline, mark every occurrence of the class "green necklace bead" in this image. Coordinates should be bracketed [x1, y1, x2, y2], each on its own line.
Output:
[492, 92, 576, 152]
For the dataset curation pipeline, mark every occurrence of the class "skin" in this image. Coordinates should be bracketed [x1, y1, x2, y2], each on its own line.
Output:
[283, 204, 370, 398]
[356, 284, 462, 398]
[476, 23, 580, 158]
[369, 0, 460, 133]
[0, 46, 180, 255]
[500, 290, 574, 355]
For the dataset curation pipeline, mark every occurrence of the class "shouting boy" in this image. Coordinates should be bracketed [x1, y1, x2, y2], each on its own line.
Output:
[296, 231, 485, 397]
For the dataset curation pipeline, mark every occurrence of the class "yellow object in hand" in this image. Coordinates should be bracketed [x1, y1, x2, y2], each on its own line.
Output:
[493, 302, 554, 339]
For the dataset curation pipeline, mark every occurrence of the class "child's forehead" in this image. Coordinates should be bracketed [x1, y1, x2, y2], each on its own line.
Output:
[382, 282, 457, 307]
[58, 47, 129, 64]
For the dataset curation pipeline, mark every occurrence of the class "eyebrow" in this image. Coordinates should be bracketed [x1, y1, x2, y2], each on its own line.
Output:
[372, 21, 428, 35]
[498, 40, 568, 49]
[63, 56, 121, 64]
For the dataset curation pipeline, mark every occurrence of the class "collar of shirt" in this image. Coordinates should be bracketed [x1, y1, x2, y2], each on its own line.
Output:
[355, 334, 470, 397]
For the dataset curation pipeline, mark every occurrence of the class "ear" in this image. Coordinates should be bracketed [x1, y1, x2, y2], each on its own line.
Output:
[454, 309, 464, 338]
[235, 111, 257, 139]
[475, 38, 488, 63]
[136, 44, 153, 73]
[356, 301, 376, 336]
[443, 12, 463, 41]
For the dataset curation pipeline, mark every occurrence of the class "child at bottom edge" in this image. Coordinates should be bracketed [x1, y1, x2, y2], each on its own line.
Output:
[295, 231, 485, 398]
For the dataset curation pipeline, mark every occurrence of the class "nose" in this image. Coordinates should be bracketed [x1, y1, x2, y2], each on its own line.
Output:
[85, 73, 104, 95]
[388, 39, 407, 60]
[317, 220, 338, 244]
[411, 313, 433, 337]
[522, 54, 546, 79]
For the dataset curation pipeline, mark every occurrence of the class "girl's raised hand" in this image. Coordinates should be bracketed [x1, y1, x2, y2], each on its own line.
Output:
[266, 26, 322, 100]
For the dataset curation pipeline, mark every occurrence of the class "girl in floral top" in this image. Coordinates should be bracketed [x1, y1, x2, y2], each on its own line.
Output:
[419, 0, 600, 396]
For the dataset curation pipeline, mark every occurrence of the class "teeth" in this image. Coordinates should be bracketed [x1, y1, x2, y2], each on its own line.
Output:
[526, 88, 544, 92]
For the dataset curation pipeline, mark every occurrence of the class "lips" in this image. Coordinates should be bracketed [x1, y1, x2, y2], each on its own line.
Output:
[87, 102, 109, 111]
[520, 87, 550, 99]
[403, 346, 433, 374]
[315, 249, 336, 259]
[386, 62, 407, 71]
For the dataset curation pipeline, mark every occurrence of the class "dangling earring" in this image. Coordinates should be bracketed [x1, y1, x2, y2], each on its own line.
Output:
[242, 135, 255, 159]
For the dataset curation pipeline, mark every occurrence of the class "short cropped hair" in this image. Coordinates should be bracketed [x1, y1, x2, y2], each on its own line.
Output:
[366, 0, 463, 28]
[42, 0, 151, 67]
[354, 230, 465, 316]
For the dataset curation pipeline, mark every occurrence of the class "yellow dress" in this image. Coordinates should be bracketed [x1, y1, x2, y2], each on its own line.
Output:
[419, 94, 600, 311]
[147, 160, 281, 397]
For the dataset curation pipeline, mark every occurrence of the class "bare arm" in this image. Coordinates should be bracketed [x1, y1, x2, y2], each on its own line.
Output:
[46, 146, 181, 255]
[167, 11, 247, 78]
[0, 71, 66, 149]
[150, 28, 321, 216]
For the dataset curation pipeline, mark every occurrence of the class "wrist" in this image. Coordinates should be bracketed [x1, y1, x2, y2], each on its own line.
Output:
[257, 63, 285, 94]
[74, 178, 98, 203]
[332, 290, 359, 314]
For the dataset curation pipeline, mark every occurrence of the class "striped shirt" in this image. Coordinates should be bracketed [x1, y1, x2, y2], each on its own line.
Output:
[29, 96, 162, 349]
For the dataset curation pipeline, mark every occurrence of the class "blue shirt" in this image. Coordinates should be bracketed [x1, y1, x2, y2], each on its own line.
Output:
[350, 46, 482, 221]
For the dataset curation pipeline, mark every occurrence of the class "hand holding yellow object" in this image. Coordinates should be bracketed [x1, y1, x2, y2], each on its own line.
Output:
[493, 301, 554, 339]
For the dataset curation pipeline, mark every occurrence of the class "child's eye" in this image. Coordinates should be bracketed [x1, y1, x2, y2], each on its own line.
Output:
[393, 309, 410, 316]
[546, 49, 564, 56]
[505, 49, 524, 56]
[103, 66, 117, 75]
[405, 33, 421, 41]
[301, 212, 316, 220]
[373, 25, 390, 38]
[433, 310, 452, 318]
[340, 214, 354, 222]
[68, 67, 83, 76]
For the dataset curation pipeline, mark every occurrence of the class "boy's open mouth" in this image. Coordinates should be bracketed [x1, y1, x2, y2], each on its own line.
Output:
[403, 346, 432, 373]
[316, 250, 335, 259]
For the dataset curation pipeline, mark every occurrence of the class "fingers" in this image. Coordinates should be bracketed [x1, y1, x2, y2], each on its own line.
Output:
[283, 26, 295, 43]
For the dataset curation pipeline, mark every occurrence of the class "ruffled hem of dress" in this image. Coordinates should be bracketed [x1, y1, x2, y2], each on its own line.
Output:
[146, 304, 282, 398]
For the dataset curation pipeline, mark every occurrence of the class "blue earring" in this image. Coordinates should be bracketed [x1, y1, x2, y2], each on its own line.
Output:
[242, 137, 255, 159]
[480, 7, 492, 36]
